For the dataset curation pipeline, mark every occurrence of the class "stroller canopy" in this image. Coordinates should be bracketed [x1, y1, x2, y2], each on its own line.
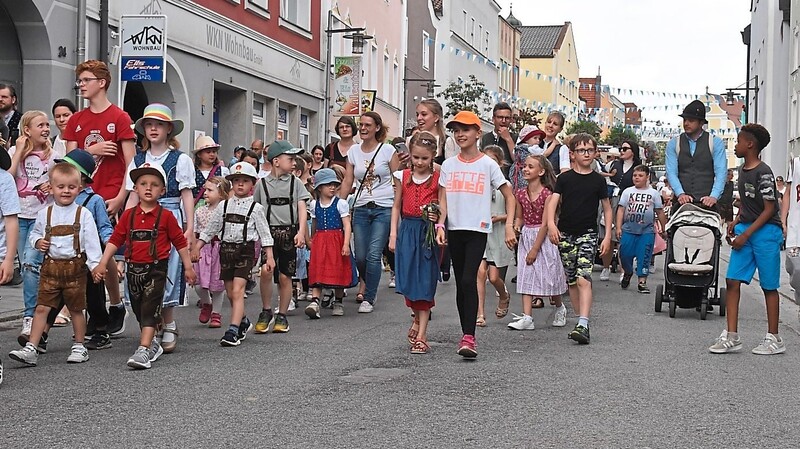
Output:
[666, 203, 722, 234]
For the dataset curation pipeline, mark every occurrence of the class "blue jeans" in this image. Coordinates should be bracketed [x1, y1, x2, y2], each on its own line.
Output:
[18, 217, 44, 317]
[352, 206, 391, 304]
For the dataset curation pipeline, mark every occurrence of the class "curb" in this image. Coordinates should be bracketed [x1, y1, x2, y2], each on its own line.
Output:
[0, 310, 22, 323]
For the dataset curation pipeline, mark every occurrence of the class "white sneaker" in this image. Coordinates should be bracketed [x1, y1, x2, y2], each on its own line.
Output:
[20, 316, 32, 337]
[552, 305, 567, 327]
[752, 333, 786, 355]
[619, 273, 625, 285]
[388, 275, 396, 288]
[305, 301, 321, 319]
[600, 268, 610, 281]
[9, 343, 38, 366]
[67, 344, 89, 363]
[358, 301, 374, 313]
[708, 330, 742, 354]
[508, 314, 535, 330]
[288, 300, 297, 312]
[332, 302, 344, 316]
[649, 264, 657, 274]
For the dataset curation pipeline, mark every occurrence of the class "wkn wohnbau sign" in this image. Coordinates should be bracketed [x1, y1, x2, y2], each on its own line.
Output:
[120, 15, 167, 83]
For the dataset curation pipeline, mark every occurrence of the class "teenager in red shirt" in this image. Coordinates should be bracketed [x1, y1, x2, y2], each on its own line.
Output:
[63, 59, 136, 334]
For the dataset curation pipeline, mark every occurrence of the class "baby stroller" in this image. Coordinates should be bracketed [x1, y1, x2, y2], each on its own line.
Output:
[655, 203, 726, 319]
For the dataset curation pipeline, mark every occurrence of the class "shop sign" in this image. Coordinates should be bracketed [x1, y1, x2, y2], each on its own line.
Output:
[120, 15, 167, 82]
[333, 56, 362, 116]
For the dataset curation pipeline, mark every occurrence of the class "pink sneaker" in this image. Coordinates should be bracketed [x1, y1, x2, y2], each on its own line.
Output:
[457, 334, 477, 358]
[208, 312, 222, 328]
[199, 303, 213, 324]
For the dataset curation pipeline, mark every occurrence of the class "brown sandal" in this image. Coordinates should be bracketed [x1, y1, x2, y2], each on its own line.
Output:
[532, 297, 545, 309]
[476, 315, 486, 327]
[407, 320, 419, 345]
[495, 289, 510, 318]
[410, 340, 430, 354]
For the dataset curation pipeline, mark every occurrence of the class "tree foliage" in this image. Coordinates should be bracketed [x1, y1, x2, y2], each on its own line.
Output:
[438, 74, 492, 118]
[603, 125, 639, 147]
[564, 120, 602, 139]
[511, 107, 542, 133]
[648, 141, 667, 166]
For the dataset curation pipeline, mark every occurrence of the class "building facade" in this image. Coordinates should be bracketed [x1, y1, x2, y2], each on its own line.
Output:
[404, 0, 439, 133]
[498, 10, 521, 98]
[518, 22, 580, 124]
[789, 0, 800, 164]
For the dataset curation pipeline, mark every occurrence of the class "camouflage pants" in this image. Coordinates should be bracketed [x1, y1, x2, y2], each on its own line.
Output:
[558, 232, 598, 285]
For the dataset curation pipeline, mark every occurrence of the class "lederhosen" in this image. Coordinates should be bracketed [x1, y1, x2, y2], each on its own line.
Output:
[219, 199, 258, 280]
[38, 206, 88, 311]
[261, 176, 298, 280]
[125, 206, 167, 328]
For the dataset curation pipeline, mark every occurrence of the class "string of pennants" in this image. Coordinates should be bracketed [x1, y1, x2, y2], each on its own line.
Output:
[427, 38, 747, 111]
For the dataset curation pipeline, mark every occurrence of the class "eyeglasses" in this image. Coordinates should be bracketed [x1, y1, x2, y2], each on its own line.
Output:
[572, 148, 597, 156]
[75, 77, 101, 86]
[493, 115, 512, 121]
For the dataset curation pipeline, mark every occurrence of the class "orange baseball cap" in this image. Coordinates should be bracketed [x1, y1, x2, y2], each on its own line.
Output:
[446, 110, 482, 129]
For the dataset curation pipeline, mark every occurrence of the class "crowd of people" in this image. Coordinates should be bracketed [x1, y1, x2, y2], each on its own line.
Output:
[0, 59, 791, 382]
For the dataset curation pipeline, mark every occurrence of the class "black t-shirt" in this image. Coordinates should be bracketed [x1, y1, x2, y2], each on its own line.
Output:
[737, 162, 781, 226]
[554, 169, 609, 235]
[326, 141, 349, 168]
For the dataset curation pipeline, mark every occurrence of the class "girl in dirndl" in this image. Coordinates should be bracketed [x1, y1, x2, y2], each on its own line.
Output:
[389, 131, 445, 354]
[307, 168, 352, 318]
[194, 176, 230, 328]
[509, 154, 568, 331]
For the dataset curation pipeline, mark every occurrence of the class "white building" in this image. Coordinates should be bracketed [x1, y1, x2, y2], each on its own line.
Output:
[748, 0, 791, 177]
[789, 0, 800, 163]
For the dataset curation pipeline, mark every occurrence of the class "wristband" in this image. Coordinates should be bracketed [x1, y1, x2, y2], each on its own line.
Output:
[435, 224, 445, 230]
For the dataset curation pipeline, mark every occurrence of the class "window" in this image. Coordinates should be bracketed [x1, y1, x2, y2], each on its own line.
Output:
[369, 44, 378, 89]
[253, 97, 266, 143]
[277, 106, 288, 141]
[463, 11, 468, 37]
[280, 0, 310, 30]
[246, 0, 268, 18]
[383, 53, 390, 101]
[471, 18, 475, 40]
[300, 112, 309, 151]
[422, 31, 430, 70]
[484, 30, 489, 53]
[393, 61, 399, 104]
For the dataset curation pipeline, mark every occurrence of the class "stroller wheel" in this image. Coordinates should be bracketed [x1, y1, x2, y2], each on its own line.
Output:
[654, 284, 664, 313]
[668, 298, 676, 318]
[719, 288, 726, 317]
[700, 299, 708, 320]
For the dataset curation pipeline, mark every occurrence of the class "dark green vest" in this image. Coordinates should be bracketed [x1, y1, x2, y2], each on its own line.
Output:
[676, 132, 714, 200]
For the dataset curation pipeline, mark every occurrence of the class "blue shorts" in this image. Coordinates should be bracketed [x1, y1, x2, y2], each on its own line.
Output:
[726, 222, 782, 290]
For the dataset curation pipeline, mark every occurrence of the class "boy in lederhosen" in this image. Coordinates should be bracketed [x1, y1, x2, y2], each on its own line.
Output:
[8, 162, 102, 366]
[252, 141, 309, 334]
[93, 163, 196, 370]
[194, 162, 275, 346]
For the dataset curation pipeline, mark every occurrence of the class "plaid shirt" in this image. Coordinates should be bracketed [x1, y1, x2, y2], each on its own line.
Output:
[199, 196, 273, 246]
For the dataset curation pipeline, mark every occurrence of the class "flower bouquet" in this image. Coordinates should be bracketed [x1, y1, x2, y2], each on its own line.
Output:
[420, 201, 441, 249]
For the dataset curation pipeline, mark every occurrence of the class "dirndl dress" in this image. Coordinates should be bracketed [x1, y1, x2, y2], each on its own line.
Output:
[194, 204, 224, 292]
[395, 217, 440, 309]
[308, 197, 353, 287]
[515, 187, 566, 296]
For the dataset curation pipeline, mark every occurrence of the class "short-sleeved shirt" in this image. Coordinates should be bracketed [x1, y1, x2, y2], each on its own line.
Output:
[124, 149, 196, 192]
[348, 143, 396, 208]
[439, 153, 508, 233]
[77, 187, 114, 243]
[253, 173, 311, 226]
[109, 204, 188, 262]
[618, 186, 663, 235]
[554, 169, 608, 235]
[309, 197, 350, 219]
[737, 161, 781, 226]
[62, 104, 136, 200]
[0, 169, 21, 260]
[8, 146, 54, 219]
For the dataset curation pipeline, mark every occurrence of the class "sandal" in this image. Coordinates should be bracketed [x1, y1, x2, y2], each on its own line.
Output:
[161, 327, 179, 354]
[549, 297, 558, 306]
[476, 315, 486, 327]
[408, 319, 420, 344]
[532, 297, 545, 309]
[356, 293, 365, 303]
[53, 313, 71, 328]
[410, 340, 430, 354]
[495, 289, 510, 319]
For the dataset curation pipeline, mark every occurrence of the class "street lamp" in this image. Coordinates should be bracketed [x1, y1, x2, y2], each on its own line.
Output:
[322, 11, 374, 141]
[725, 75, 759, 124]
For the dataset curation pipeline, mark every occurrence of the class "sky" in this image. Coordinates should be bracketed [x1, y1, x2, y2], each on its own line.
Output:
[497, 0, 751, 127]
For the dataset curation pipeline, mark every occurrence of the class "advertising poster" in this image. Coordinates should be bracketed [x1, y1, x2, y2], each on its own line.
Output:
[333, 56, 362, 116]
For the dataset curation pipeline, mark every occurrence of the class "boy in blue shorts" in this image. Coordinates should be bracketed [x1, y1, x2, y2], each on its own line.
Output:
[709, 124, 784, 355]
[546, 133, 613, 344]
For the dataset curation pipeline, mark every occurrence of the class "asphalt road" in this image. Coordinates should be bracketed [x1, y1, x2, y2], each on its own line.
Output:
[1, 255, 799, 448]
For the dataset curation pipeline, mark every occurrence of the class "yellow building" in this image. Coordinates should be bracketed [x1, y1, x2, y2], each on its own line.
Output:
[518, 22, 580, 123]
[704, 100, 739, 168]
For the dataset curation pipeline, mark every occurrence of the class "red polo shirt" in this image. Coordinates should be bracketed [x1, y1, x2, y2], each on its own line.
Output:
[109, 205, 188, 263]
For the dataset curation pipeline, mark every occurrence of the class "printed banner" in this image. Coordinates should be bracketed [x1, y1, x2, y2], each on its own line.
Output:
[120, 15, 167, 83]
[333, 56, 362, 116]
[360, 90, 376, 113]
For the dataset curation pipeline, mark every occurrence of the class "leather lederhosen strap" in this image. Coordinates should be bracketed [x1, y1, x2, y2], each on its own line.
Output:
[220, 199, 258, 242]
[125, 206, 164, 263]
[261, 175, 295, 226]
[44, 205, 83, 257]
[220, 199, 258, 267]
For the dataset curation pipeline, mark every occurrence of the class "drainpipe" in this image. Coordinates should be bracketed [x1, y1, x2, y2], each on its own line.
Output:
[76, 0, 87, 109]
[100, 0, 109, 63]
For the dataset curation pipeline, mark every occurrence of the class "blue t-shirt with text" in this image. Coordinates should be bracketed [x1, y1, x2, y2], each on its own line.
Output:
[618, 186, 662, 235]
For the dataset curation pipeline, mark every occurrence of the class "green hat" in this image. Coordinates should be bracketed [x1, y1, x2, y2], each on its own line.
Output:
[266, 140, 303, 161]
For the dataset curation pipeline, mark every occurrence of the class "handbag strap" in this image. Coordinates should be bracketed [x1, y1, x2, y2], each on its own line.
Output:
[351, 143, 384, 208]
[194, 162, 221, 205]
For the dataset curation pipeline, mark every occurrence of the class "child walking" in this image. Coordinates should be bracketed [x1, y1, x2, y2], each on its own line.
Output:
[9, 162, 102, 366]
[0, 146, 18, 382]
[9, 110, 55, 345]
[194, 162, 274, 346]
[192, 135, 229, 206]
[389, 132, 445, 353]
[476, 145, 514, 326]
[195, 176, 230, 328]
[710, 124, 786, 355]
[616, 165, 667, 293]
[305, 168, 352, 318]
[94, 163, 196, 369]
[509, 126, 545, 191]
[546, 133, 612, 344]
[509, 155, 567, 330]
[439, 111, 516, 358]
[126, 103, 195, 353]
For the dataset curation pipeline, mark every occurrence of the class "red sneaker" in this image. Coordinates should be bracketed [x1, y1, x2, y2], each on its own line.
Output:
[457, 334, 477, 358]
[209, 312, 222, 328]
[199, 303, 213, 324]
